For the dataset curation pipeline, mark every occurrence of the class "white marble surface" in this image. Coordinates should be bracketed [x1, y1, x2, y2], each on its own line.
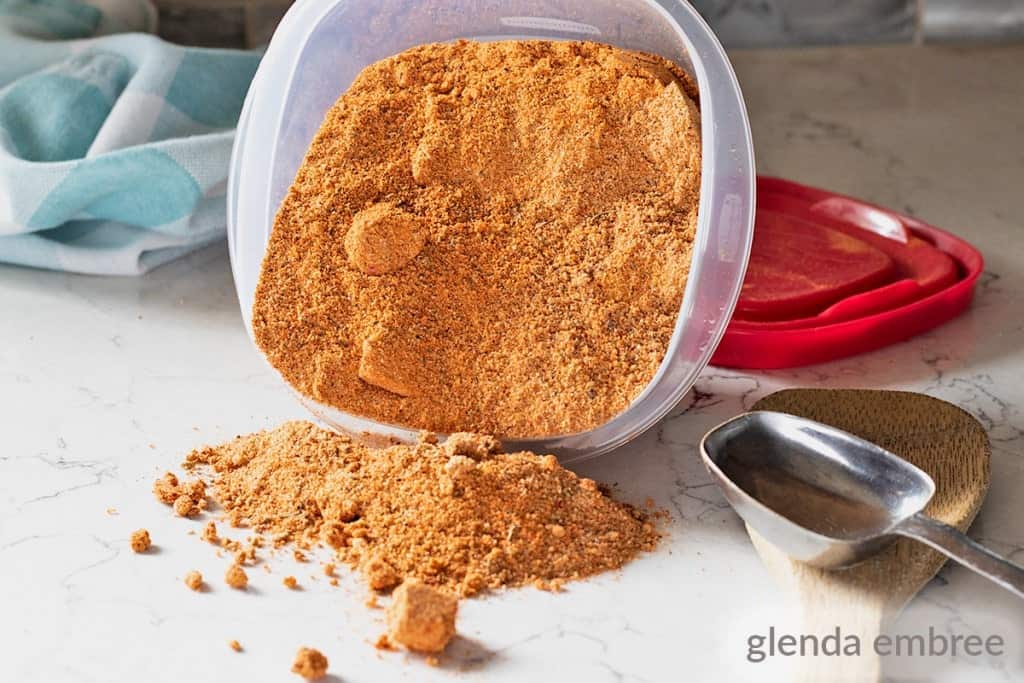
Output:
[1, 44, 1023, 682]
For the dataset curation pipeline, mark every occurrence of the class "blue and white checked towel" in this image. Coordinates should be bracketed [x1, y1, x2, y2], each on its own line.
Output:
[0, 0, 261, 274]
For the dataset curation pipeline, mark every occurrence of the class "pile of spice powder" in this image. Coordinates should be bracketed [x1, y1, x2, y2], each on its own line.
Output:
[252, 39, 701, 438]
[184, 421, 658, 596]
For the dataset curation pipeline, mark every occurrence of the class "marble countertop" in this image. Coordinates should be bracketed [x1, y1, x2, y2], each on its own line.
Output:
[2, 44, 1022, 682]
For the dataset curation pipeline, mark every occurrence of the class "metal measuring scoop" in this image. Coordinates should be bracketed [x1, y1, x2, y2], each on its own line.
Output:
[700, 411, 1024, 599]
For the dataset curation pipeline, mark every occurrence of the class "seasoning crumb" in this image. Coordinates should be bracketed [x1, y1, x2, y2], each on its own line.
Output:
[283, 576, 298, 589]
[323, 563, 336, 577]
[532, 577, 565, 592]
[173, 494, 195, 517]
[291, 647, 328, 680]
[130, 529, 151, 553]
[153, 472, 180, 504]
[344, 202, 428, 276]
[444, 433, 500, 460]
[362, 552, 400, 592]
[225, 564, 248, 589]
[202, 521, 218, 543]
[235, 547, 256, 565]
[105, 507, 119, 516]
[155, 472, 207, 516]
[329, 578, 339, 587]
[184, 570, 203, 591]
[365, 594, 380, 609]
[426, 656, 440, 667]
[374, 634, 395, 651]
[444, 455, 476, 481]
[229, 639, 242, 652]
[293, 550, 307, 563]
[386, 578, 458, 653]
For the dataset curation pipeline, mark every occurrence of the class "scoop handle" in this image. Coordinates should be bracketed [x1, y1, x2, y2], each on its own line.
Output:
[893, 513, 1024, 599]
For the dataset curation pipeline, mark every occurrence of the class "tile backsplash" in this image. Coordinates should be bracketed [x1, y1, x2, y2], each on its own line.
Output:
[691, 0, 917, 48]
[922, 0, 1024, 42]
[151, 0, 1024, 49]
[692, 0, 1024, 47]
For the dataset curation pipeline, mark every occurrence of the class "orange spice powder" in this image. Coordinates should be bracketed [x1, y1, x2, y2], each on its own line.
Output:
[184, 421, 658, 597]
[252, 40, 701, 438]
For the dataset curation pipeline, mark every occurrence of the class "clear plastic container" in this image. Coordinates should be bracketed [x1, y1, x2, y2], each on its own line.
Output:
[227, 0, 755, 462]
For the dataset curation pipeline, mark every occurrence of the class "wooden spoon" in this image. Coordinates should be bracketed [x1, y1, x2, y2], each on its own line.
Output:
[749, 389, 990, 682]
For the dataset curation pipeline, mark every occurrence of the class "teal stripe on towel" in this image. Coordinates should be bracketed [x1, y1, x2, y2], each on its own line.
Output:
[0, 52, 131, 162]
[28, 148, 203, 229]
[164, 51, 260, 129]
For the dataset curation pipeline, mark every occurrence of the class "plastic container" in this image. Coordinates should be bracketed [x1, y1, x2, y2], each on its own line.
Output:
[227, 0, 755, 461]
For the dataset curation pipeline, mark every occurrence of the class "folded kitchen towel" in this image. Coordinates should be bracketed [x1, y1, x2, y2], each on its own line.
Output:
[0, 0, 261, 274]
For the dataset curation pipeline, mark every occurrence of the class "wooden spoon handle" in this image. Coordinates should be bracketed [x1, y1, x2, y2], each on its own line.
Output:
[797, 587, 883, 683]
[749, 526, 884, 682]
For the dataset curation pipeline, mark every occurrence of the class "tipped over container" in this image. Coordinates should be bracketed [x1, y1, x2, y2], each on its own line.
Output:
[227, 0, 755, 461]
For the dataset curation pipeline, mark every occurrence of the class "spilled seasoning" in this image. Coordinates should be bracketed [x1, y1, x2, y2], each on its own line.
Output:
[183, 421, 658, 597]
[253, 39, 701, 438]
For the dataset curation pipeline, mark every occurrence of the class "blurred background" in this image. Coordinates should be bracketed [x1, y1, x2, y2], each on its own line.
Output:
[152, 0, 1024, 49]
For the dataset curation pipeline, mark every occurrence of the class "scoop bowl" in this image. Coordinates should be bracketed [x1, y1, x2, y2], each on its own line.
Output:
[700, 411, 1024, 598]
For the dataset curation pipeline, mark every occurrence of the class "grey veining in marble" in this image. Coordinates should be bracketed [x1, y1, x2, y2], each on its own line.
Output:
[0, 43, 1023, 683]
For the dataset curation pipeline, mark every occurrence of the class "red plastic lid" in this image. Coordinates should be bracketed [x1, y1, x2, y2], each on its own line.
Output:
[711, 177, 984, 369]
